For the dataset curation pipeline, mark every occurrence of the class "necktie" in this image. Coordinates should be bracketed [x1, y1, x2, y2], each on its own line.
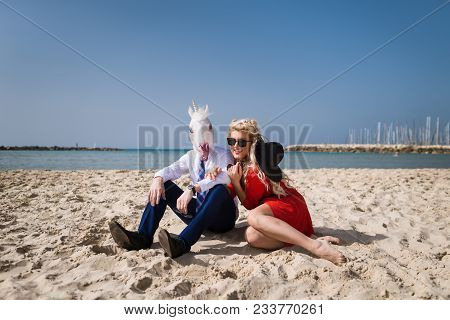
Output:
[196, 160, 206, 211]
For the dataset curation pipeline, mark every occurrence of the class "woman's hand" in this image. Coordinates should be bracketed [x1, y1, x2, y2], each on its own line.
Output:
[227, 162, 242, 185]
[176, 189, 193, 214]
[206, 166, 222, 180]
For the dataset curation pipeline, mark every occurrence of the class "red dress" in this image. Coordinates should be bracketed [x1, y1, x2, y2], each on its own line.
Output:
[227, 166, 314, 237]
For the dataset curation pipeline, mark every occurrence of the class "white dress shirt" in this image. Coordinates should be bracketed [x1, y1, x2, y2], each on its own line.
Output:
[154, 146, 234, 195]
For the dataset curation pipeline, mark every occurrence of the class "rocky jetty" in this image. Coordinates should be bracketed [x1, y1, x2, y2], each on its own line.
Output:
[285, 144, 450, 154]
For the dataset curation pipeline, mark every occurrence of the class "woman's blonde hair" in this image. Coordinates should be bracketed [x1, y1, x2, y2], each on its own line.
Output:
[228, 118, 294, 197]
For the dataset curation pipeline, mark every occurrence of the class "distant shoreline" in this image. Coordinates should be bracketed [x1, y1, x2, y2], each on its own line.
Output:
[285, 144, 450, 154]
[1, 144, 450, 154]
[0, 146, 121, 151]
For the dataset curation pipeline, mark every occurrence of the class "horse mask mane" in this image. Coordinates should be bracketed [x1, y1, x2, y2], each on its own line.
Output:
[188, 100, 214, 161]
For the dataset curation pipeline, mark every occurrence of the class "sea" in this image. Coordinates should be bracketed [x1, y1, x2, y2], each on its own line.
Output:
[0, 149, 449, 170]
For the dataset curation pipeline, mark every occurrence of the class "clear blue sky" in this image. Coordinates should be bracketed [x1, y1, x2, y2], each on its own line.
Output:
[1, 0, 449, 148]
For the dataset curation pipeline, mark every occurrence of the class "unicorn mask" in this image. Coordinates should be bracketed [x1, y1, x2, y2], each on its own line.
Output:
[188, 100, 214, 161]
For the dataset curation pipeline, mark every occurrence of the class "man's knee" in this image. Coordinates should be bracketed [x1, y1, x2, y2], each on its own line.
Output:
[208, 184, 227, 194]
[163, 180, 175, 190]
[163, 180, 180, 196]
[206, 184, 231, 202]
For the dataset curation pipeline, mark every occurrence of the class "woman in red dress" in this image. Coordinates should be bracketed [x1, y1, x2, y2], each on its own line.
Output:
[210, 119, 346, 265]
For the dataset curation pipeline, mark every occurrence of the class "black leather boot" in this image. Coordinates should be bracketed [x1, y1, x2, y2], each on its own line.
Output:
[109, 220, 151, 251]
[158, 229, 187, 258]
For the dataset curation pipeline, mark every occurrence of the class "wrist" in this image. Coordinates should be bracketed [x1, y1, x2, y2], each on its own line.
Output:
[232, 179, 242, 189]
[187, 184, 197, 195]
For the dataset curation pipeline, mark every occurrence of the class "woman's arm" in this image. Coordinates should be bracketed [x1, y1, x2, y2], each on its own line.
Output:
[228, 163, 246, 202]
[231, 175, 246, 203]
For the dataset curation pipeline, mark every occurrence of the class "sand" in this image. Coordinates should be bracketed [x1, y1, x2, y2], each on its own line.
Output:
[0, 169, 448, 299]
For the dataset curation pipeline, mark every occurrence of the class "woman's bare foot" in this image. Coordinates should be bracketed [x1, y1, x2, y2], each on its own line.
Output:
[311, 237, 346, 265]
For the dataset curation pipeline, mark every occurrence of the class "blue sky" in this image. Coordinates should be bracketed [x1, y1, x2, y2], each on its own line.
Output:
[1, 0, 449, 148]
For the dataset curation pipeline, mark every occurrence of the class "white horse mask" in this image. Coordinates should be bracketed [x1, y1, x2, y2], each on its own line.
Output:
[188, 101, 214, 161]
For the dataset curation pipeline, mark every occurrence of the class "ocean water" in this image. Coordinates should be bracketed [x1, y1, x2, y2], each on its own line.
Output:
[0, 150, 449, 170]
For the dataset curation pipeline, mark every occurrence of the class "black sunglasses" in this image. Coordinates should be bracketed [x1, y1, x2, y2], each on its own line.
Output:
[227, 138, 252, 147]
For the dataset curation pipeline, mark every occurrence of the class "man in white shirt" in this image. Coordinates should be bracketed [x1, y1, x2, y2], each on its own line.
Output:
[109, 146, 237, 258]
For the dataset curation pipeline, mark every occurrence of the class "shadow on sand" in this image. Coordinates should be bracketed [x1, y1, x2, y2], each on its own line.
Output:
[313, 226, 388, 246]
[175, 223, 388, 263]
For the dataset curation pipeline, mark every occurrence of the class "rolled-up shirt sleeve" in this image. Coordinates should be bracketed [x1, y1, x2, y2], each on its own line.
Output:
[154, 152, 190, 182]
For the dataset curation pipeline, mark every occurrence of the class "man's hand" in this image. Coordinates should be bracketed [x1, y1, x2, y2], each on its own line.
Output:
[206, 166, 222, 180]
[148, 176, 165, 206]
[176, 189, 193, 214]
[227, 162, 242, 185]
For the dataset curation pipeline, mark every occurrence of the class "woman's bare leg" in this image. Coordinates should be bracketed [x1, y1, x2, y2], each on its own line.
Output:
[245, 226, 285, 250]
[247, 204, 346, 265]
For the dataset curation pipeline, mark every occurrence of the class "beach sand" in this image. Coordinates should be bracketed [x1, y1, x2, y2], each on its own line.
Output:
[0, 169, 448, 299]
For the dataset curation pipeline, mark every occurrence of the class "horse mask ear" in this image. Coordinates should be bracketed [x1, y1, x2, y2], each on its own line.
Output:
[204, 104, 209, 114]
[188, 106, 194, 118]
